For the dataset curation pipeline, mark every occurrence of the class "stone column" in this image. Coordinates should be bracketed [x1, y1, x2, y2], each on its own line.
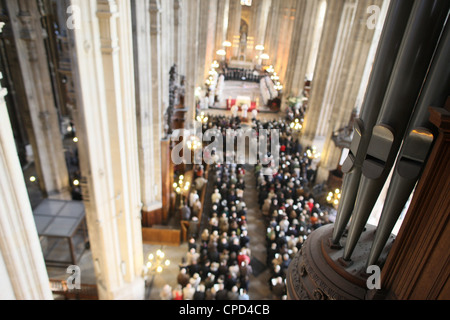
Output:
[284, 0, 320, 98]
[301, 0, 348, 150]
[252, 0, 271, 48]
[184, 0, 200, 127]
[5, 0, 70, 199]
[214, 0, 230, 54]
[248, 0, 271, 65]
[0, 22, 52, 300]
[263, 0, 282, 67]
[68, 0, 144, 300]
[179, 0, 188, 77]
[273, 0, 297, 82]
[227, 0, 242, 60]
[318, 0, 388, 182]
[131, 1, 163, 220]
[149, 0, 163, 135]
[174, 0, 184, 73]
[54, 0, 78, 115]
[201, 0, 218, 82]
[160, 0, 174, 125]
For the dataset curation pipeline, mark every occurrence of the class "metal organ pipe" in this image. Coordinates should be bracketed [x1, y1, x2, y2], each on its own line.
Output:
[331, 0, 416, 246]
[342, 0, 450, 262]
[367, 18, 450, 267]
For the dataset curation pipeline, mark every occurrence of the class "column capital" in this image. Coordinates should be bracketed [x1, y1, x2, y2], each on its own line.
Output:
[97, 0, 119, 16]
[149, 0, 162, 35]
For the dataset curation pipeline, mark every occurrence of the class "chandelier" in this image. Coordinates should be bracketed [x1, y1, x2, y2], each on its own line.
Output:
[290, 118, 303, 131]
[187, 135, 202, 150]
[173, 174, 190, 195]
[211, 60, 220, 69]
[196, 112, 209, 124]
[306, 146, 321, 160]
[327, 189, 342, 207]
[145, 249, 170, 274]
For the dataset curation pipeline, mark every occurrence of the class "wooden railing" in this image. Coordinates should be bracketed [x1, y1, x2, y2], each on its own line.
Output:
[181, 164, 209, 242]
[49, 279, 98, 300]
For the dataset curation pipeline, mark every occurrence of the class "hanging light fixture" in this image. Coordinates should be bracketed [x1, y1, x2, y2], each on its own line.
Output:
[260, 53, 270, 60]
[145, 249, 170, 275]
[290, 118, 303, 131]
[187, 135, 202, 151]
[211, 60, 220, 69]
[327, 189, 342, 207]
[173, 174, 190, 195]
[255, 44, 265, 51]
[196, 112, 209, 124]
[306, 146, 321, 160]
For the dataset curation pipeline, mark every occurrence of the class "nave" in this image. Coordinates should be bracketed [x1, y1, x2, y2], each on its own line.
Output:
[151, 110, 334, 300]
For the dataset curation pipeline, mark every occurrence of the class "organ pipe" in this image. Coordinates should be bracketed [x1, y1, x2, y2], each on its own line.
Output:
[331, 0, 415, 246]
[367, 17, 450, 267]
[342, 0, 450, 262]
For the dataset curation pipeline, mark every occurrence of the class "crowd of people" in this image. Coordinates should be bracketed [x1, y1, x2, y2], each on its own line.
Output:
[223, 67, 263, 83]
[161, 115, 255, 300]
[161, 112, 335, 300]
[252, 118, 333, 299]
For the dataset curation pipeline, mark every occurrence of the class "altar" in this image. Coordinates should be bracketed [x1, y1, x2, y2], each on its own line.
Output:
[236, 95, 252, 107]
[228, 59, 254, 70]
[226, 95, 257, 111]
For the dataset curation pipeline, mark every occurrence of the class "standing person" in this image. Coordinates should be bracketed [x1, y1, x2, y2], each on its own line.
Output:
[241, 104, 249, 119]
[160, 284, 173, 300]
[252, 108, 258, 120]
[231, 103, 239, 118]
[189, 190, 199, 208]
[188, 216, 199, 240]
[181, 201, 191, 221]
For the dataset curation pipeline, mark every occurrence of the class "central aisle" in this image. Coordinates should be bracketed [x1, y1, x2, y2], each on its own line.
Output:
[242, 165, 272, 300]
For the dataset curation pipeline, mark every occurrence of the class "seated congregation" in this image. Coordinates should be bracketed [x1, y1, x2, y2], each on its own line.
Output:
[160, 114, 332, 300]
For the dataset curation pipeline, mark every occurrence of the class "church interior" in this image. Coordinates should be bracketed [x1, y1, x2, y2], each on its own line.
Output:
[0, 0, 449, 301]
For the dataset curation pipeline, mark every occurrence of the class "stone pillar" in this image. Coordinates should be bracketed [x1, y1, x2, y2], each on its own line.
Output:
[174, 0, 184, 73]
[201, 0, 218, 82]
[68, 0, 144, 300]
[214, 0, 230, 54]
[263, 0, 282, 67]
[131, 0, 163, 220]
[0, 22, 52, 300]
[179, 0, 188, 77]
[184, 0, 200, 127]
[5, 0, 70, 199]
[301, 0, 345, 146]
[54, 0, 78, 115]
[160, 0, 174, 125]
[197, 0, 217, 85]
[273, 0, 297, 82]
[251, 0, 271, 52]
[227, 0, 242, 60]
[284, 0, 320, 98]
[149, 0, 163, 135]
[318, 0, 389, 183]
